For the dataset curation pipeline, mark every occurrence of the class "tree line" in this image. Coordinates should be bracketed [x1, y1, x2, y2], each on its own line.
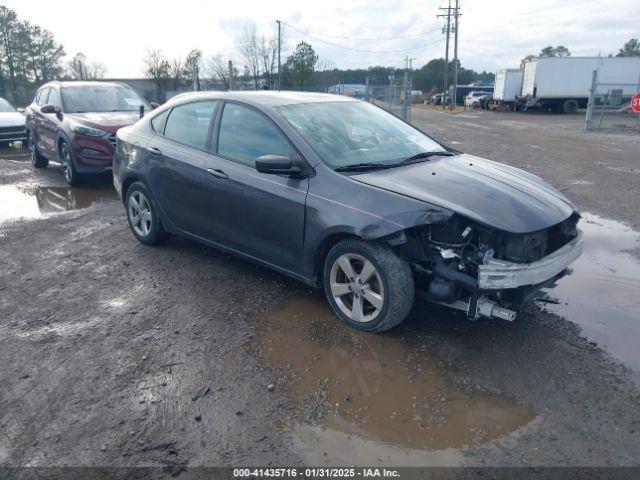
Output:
[142, 23, 322, 98]
[0, 4, 106, 105]
[142, 21, 495, 98]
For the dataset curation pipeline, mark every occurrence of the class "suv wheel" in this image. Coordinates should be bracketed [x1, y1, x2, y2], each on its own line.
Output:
[28, 131, 48, 168]
[125, 181, 170, 246]
[323, 239, 414, 333]
[60, 141, 81, 186]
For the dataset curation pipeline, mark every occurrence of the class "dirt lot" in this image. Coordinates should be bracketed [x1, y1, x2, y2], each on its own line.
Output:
[1, 109, 640, 475]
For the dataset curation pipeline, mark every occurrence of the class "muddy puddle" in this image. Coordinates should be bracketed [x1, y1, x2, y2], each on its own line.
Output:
[256, 297, 535, 465]
[543, 213, 640, 371]
[0, 184, 116, 225]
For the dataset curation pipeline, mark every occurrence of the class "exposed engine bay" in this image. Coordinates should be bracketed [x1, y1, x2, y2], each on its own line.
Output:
[386, 213, 582, 321]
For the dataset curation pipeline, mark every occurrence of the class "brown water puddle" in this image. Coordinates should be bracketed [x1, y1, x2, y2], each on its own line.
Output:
[0, 185, 116, 225]
[256, 297, 535, 463]
[544, 213, 640, 371]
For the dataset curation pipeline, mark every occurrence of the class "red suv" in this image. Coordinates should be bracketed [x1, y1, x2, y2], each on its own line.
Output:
[25, 81, 152, 185]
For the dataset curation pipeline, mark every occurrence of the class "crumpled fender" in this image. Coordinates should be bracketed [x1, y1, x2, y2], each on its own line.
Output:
[302, 171, 454, 281]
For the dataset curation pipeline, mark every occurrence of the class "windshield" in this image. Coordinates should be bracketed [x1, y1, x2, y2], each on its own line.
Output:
[277, 101, 446, 169]
[0, 98, 16, 112]
[61, 85, 147, 113]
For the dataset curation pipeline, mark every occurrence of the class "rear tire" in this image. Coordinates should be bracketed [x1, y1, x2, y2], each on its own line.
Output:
[28, 131, 48, 168]
[323, 239, 414, 333]
[125, 181, 170, 246]
[562, 99, 578, 114]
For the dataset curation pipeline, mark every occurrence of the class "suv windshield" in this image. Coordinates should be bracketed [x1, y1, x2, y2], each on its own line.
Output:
[277, 101, 446, 169]
[0, 98, 16, 112]
[61, 85, 146, 113]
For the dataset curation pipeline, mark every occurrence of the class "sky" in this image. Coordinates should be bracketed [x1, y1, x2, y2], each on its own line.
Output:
[5, 0, 639, 77]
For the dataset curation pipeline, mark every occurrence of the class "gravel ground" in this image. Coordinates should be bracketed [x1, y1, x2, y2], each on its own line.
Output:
[1, 109, 640, 475]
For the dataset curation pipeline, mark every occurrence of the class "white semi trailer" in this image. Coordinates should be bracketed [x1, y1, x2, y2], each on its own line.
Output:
[518, 56, 640, 113]
[490, 69, 524, 110]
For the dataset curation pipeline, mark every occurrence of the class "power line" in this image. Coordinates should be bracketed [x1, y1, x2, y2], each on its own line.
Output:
[281, 21, 444, 54]
[280, 24, 443, 42]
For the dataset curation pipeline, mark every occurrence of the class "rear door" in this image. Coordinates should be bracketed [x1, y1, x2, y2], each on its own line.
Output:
[146, 100, 219, 237]
[40, 87, 62, 158]
[201, 101, 309, 275]
[32, 87, 50, 154]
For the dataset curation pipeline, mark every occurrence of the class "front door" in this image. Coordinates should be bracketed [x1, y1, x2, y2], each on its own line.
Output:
[202, 102, 308, 275]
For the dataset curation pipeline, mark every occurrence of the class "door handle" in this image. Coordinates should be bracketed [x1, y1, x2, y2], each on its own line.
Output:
[207, 168, 228, 179]
[148, 146, 162, 156]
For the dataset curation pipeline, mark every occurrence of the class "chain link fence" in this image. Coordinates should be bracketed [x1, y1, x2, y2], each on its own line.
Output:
[585, 71, 640, 132]
[366, 82, 412, 122]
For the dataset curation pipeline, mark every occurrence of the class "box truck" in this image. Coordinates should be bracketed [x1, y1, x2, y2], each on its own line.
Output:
[490, 68, 524, 110]
[518, 57, 640, 113]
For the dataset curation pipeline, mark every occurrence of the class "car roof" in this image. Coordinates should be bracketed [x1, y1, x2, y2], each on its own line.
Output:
[39, 80, 130, 89]
[166, 90, 358, 109]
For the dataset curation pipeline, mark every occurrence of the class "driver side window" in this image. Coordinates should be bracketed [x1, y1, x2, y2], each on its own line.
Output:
[48, 88, 61, 109]
[36, 88, 50, 106]
[217, 103, 292, 167]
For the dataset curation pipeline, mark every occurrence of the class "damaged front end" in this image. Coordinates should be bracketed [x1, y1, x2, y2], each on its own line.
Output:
[385, 213, 583, 321]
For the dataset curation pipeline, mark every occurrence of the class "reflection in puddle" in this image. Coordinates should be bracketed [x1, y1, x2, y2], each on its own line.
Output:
[0, 185, 116, 225]
[257, 297, 535, 464]
[545, 213, 640, 371]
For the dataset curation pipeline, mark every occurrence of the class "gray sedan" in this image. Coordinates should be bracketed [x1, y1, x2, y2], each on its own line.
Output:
[113, 91, 582, 332]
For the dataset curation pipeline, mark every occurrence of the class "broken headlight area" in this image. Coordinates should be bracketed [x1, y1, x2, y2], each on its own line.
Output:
[386, 213, 581, 321]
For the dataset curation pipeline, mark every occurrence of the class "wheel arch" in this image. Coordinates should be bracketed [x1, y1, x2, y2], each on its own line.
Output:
[313, 231, 362, 286]
[121, 174, 147, 203]
[56, 132, 73, 160]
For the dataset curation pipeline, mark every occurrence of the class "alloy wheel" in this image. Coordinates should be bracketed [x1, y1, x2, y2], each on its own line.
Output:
[62, 144, 73, 183]
[329, 253, 385, 322]
[128, 191, 153, 238]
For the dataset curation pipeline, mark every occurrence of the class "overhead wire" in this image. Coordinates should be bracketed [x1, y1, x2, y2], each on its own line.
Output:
[281, 21, 444, 55]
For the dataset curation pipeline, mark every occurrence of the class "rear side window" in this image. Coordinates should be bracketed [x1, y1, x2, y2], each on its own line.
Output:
[37, 88, 50, 106]
[163, 101, 216, 151]
[150, 109, 170, 133]
[217, 103, 292, 167]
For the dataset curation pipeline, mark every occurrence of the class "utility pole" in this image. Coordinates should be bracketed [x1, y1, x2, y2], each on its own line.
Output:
[452, 0, 461, 110]
[276, 20, 282, 90]
[403, 56, 410, 120]
[191, 56, 199, 92]
[437, 1, 452, 110]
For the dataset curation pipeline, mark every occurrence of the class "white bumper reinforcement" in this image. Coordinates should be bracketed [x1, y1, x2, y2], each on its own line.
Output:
[478, 230, 584, 290]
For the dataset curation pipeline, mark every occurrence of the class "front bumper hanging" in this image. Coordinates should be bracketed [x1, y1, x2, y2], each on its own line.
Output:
[478, 230, 584, 290]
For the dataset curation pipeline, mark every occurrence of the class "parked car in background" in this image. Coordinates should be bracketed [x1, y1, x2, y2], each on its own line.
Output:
[478, 94, 493, 110]
[465, 91, 489, 109]
[114, 91, 582, 333]
[0, 97, 27, 148]
[25, 81, 151, 185]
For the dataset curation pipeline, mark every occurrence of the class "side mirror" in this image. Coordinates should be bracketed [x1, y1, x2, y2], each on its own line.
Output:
[255, 155, 308, 178]
[40, 104, 59, 114]
[149, 102, 160, 110]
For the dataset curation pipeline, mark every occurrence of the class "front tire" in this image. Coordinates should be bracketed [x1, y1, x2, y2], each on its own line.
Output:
[323, 239, 414, 333]
[125, 181, 170, 246]
[60, 141, 81, 186]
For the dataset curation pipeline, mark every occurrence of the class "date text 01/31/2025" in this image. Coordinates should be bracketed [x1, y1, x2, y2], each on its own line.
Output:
[232, 468, 401, 478]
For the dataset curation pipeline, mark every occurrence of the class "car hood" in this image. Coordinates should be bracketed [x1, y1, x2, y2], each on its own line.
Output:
[0, 111, 25, 127]
[350, 154, 576, 233]
[65, 112, 142, 133]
